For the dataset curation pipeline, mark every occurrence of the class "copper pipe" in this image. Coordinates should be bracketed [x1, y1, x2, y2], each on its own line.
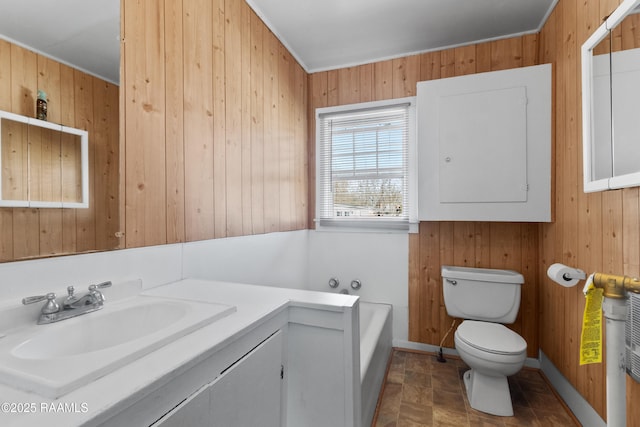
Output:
[592, 273, 640, 299]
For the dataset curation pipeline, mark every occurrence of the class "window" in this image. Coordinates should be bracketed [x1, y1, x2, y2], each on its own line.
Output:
[316, 97, 416, 231]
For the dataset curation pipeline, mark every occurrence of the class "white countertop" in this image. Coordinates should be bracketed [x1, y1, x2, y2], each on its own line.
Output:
[0, 279, 358, 427]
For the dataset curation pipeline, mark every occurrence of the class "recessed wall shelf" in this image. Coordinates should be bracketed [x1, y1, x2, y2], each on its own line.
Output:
[0, 110, 88, 208]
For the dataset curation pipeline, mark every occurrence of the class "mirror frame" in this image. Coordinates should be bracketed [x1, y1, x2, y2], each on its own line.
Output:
[582, 0, 640, 192]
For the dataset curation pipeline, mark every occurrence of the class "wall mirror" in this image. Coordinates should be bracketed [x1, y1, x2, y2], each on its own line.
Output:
[0, 111, 88, 208]
[582, 0, 640, 192]
[0, 1, 120, 261]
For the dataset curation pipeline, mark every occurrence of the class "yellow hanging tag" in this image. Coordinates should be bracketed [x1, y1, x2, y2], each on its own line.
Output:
[580, 276, 603, 365]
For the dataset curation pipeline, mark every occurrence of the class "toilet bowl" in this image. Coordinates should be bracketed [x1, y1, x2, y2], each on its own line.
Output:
[454, 320, 527, 416]
[441, 266, 527, 417]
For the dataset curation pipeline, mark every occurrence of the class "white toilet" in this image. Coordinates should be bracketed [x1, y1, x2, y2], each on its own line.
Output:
[441, 265, 527, 417]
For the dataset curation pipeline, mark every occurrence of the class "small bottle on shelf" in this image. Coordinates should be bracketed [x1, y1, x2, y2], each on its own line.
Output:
[36, 89, 47, 121]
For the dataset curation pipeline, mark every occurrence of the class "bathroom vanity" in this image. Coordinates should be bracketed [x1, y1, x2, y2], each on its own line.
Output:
[0, 279, 360, 427]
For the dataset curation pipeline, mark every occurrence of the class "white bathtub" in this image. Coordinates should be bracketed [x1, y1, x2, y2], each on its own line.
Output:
[359, 302, 392, 427]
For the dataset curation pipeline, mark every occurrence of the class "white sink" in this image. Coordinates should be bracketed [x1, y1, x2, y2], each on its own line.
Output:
[0, 295, 236, 398]
[13, 300, 190, 359]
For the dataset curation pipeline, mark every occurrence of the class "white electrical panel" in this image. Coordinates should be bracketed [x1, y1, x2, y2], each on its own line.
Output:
[416, 63, 552, 222]
[626, 292, 640, 383]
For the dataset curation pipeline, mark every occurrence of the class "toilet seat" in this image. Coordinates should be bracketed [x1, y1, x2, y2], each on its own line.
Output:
[456, 320, 526, 355]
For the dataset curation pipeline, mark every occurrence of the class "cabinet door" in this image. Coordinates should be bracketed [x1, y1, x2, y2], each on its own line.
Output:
[151, 383, 211, 427]
[210, 330, 283, 427]
[417, 63, 551, 222]
[151, 330, 283, 427]
[437, 86, 528, 204]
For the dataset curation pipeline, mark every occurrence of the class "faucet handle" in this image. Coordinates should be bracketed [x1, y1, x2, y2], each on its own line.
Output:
[22, 293, 59, 314]
[88, 281, 111, 303]
[22, 292, 56, 305]
[41, 293, 60, 314]
[92, 281, 112, 290]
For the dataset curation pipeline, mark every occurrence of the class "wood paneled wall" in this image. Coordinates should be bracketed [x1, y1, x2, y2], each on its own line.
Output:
[409, 221, 540, 357]
[309, 1, 640, 421]
[540, 0, 640, 423]
[308, 34, 542, 359]
[0, 40, 120, 261]
[121, 0, 308, 248]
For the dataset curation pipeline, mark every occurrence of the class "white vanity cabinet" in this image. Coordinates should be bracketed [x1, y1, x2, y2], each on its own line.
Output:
[86, 280, 359, 427]
[416, 64, 552, 222]
[152, 330, 283, 427]
[98, 324, 286, 427]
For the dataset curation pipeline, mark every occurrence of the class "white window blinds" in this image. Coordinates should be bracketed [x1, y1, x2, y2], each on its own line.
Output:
[317, 102, 411, 229]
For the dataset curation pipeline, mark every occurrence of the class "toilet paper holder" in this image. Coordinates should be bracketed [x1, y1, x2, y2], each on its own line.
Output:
[562, 268, 586, 281]
[547, 263, 586, 287]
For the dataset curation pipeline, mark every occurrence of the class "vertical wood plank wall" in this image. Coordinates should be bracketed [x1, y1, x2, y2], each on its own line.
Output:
[0, 40, 120, 261]
[121, 0, 307, 248]
[308, 34, 542, 359]
[540, 0, 640, 423]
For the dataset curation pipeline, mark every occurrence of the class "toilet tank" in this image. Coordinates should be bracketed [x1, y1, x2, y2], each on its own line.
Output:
[441, 266, 524, 323]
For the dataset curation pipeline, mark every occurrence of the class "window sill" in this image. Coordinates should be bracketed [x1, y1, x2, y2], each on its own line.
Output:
[314, 220, 419, 234]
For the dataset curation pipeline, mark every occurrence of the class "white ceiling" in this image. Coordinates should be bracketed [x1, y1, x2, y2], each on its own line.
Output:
[0, 0, 120, 84]
[0, 0, 557, 84]
[249, 0, 558, 72]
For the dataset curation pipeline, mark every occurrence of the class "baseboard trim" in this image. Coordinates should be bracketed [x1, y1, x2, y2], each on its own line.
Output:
[393, 339, 540, 369]
[392, 339, 457, 357]
[539, 350, 605, 427]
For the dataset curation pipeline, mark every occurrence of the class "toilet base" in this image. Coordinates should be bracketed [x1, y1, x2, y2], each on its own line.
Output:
[463, 369, 513, 417]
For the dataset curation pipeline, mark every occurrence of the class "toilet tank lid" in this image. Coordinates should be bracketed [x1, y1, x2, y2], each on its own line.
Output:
[441, 266, 524, 284]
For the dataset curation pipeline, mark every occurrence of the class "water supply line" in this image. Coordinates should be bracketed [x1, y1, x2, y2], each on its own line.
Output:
[548, 264, 640, 427]
[590, 273, 640, 427]
[436, 319, 457, 363]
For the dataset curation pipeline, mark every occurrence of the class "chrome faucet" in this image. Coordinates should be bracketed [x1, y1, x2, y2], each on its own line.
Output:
[22, 281, 112, 325]
[64, 283, 108, 308]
